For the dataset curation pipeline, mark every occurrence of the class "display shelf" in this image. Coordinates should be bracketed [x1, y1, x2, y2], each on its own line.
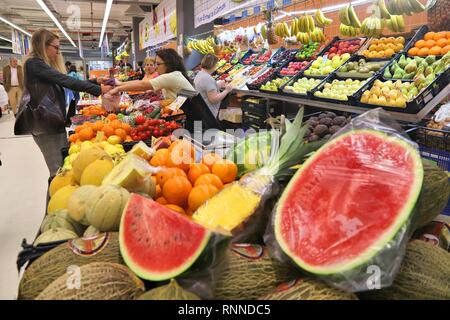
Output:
[234, 83, 450, 123]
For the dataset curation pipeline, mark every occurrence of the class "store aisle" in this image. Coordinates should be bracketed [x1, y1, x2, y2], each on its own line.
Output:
[0, 113, 49, 300]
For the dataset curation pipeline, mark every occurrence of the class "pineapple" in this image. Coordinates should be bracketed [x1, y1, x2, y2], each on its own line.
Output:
[264, 9, 278, 45]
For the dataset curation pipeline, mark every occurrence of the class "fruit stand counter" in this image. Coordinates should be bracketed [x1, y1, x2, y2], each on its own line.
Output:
[234, 82, 450, 123]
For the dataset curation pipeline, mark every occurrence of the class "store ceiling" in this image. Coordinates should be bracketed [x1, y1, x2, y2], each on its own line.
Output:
[0, 0, 160, 51]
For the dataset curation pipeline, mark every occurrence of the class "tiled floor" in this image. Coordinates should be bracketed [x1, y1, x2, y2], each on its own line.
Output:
[0, 113, 49, 300]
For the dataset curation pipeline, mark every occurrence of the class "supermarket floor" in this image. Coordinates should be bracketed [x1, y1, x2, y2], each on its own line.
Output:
[0, 112, 49, 300]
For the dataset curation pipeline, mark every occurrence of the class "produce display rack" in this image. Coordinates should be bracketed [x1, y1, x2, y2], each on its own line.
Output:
[234, 82, 450, 123]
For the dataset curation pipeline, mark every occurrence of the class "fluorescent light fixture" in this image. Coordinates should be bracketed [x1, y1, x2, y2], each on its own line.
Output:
[0, 16, 32, 37]
[0, 35, 13, 43]
[36, 0, 77, 47]
[99, 0, 113, 48]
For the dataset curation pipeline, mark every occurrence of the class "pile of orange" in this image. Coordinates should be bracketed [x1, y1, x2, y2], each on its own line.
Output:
[79, 105, 107, 116]
[150, 141, 238, 216]
[68, 113, 132, 144]
[362, 37, 405, 59]
[408, 31, 450, 57]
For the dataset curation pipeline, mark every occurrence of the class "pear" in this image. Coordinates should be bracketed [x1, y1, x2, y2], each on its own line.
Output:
[404, 60, 417, 74]
[398, 55, 408, 69]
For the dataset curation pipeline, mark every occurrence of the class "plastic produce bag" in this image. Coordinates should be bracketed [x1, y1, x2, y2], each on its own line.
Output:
[264, 108, 424, 292]
[102, 93, 121, 113]
[192, 108, 324, 244]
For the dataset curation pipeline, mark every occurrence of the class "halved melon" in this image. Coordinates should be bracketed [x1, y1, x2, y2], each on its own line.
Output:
[274, 130, 424, 275]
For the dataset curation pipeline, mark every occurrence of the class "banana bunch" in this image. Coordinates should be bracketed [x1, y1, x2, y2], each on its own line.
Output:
[361, 15, 384, 37]
[386, 15, 406, 32]
[340, 24, 360, 37]
[187, 37, 216, 55]
[376, 0, 393, 19]
[290, 18, 300, 36]
[310, 28, 326, 43]
[339, 4, 362, 28]
[314, 9, 333, 27]
[298, 14, 315, 33]
[296, 32, 310, 45]
[386, 0, 425, 16]
[275, 22, 291, 38]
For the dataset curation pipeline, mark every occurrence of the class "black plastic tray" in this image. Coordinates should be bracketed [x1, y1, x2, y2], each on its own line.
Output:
[279, 72, 324, 98]
[335, 55, 391, 79]
[354, 71, 448, 114]
[318, 36, 368, 58]
[309, 73, 374, 105]
[270, 48, 299, 67]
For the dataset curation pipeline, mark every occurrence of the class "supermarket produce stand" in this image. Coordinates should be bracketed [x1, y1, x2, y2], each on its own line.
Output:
[234, 82, 450, 123]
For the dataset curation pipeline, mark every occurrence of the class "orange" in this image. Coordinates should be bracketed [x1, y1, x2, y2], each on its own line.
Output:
[362, 50, 370, 57]
[78, 127, 94, 141]
[188, 163, 210, 184]
[211, 159, 238, 184]
[110, 120, 122, 130]
[168, 140, 196, 159]
[418, 47, 430, 57]
[121, 123, 132, 134]
[424, 32, 436, 41]
[408, 47, 419, 56]
[429, 46, 442, 56]
[376, 51, 385, 58]
[150, 148, 169, 167]
[106, 113, 117, 121]
[188, 184, 219, 211]
[75, 125, 84, 133]
[165, 204, 186, 215]
[195, 173, 224, 190]
[166, 150, 194, 172]
[425, 40, 436, 48]
[156, 167, 187, 186]
[115, 128, 127, 141]
[162, 176, 192, 207]
[433, 31, 447, 41]
[441, 45, 450, 55]
[155, 184, 162, 198]
[415, 40, 426, 49]
[371, 39, 380, 45]
[201, 152, 223, 170]
[69, 134, 78, 143]
[447, 31, 450, 39]
[156, 197, 167, 205]
[436, 38, 448, 48]
[384, 48, 395, 57]
[102, 125, 115, 137]
[92, 120, 104, 132]
[125, 135, 133, 142]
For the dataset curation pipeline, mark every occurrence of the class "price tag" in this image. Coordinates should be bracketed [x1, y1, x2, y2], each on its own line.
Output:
[169, 96, 188, 111]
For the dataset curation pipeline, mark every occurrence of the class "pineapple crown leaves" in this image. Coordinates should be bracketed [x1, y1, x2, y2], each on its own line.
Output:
[265, 108, 324, 176]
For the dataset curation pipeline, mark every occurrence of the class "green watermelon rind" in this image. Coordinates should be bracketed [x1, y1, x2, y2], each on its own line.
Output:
[274, 129, 424, 275]
[119, 196, 212, 281]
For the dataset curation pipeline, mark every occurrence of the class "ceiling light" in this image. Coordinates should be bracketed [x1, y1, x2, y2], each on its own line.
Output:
[0, 35, 13, 43]
[99, 0, 113, 48]
[0, 16, 32, 37]
[36, 0, 77, 47]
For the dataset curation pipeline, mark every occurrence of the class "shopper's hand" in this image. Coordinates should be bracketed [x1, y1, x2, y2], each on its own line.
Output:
[217, 80, 226, 89]
[108, 87, 120, 96]
[225, 83, 235, 92]
[101, 84, 113, 94]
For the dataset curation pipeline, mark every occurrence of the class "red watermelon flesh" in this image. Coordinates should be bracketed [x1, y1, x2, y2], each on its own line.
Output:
[275, 130, 423, 275]
[119, 194, 211, 281]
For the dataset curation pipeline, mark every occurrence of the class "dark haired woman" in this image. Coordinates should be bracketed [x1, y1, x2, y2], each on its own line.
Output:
[109, 48, 194, 99]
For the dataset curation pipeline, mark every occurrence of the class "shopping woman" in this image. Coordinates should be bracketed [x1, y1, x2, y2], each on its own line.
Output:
[142, 56, 159, 80]
[194, 54, 234, 118]
[109, 48, 194, 99]
[16, 28, 111, 176]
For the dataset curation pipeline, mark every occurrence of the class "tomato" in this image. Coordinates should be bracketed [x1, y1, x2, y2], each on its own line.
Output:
[135, 115, 145, 125]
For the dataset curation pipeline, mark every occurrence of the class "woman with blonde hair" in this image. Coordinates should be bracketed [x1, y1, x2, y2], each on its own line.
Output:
[15, 28, 112, 176]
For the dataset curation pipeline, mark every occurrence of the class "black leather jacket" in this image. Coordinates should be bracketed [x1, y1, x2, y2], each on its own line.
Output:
[24, 57, 101, 121]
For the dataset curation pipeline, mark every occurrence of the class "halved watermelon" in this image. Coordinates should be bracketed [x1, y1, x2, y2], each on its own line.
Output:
[119, 194, 211, 281]
[274, 130, 424, 275]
